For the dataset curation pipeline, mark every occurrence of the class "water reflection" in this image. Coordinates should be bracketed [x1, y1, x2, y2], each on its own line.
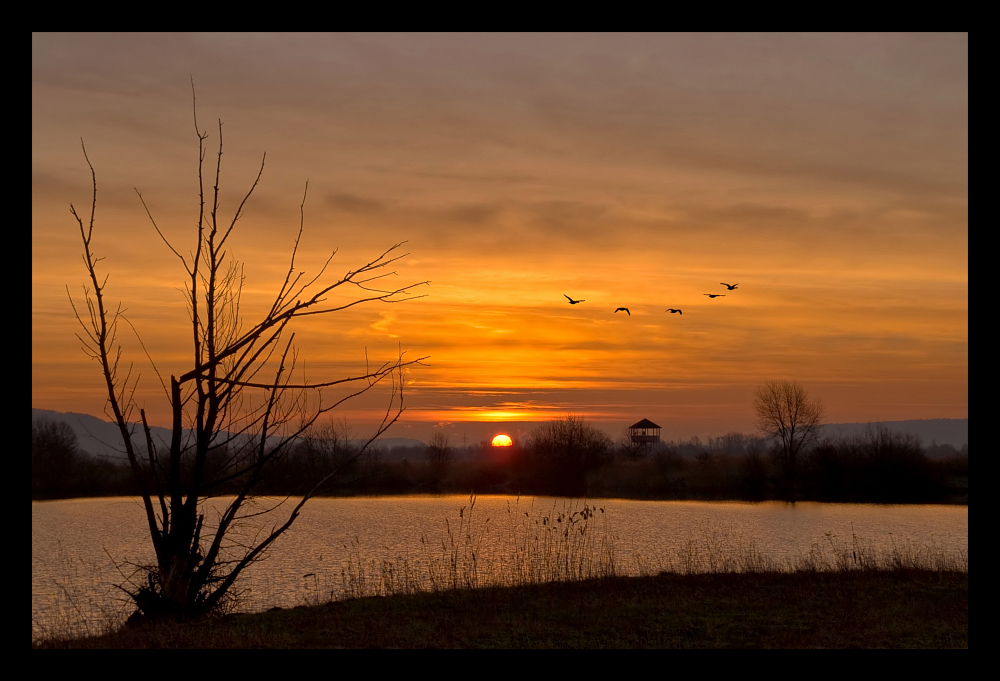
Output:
[32, 495, 968, 639]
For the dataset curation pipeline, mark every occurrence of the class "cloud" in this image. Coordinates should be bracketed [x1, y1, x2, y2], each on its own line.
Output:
[444, 202, 505, 225]
[32, 34, 968, 432]
[370, 311, 398, 338]
[326, 192, 386, 214]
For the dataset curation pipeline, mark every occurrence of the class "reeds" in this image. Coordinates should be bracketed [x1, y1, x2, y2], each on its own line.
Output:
[337, 496, 618, 600]
[332, 496, 967, 602]
[650, 527, 968, 575]
[31, 546, 133, 644]
[34, 496, 968, 643]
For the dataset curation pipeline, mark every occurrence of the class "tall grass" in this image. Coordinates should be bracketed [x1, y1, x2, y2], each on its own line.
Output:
[338, 497, 617, 599]
[334, 496, 967, 602]
[35, 496, 968, 643]
[31, 546, 133, 644]
[651, 526, 968, 575]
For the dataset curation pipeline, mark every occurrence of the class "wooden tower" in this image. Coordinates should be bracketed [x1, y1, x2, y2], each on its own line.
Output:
[629, 418, 662, 448]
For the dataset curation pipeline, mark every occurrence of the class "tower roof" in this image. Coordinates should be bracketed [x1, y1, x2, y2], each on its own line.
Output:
[630, 418, 661, 429]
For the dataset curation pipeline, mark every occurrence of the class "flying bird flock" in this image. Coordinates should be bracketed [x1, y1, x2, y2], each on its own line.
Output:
[563, 282, 740, 319]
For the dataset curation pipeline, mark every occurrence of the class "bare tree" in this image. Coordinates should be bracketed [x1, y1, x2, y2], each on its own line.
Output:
[426, 431, 453, 470]
[67, 86, 426, 621]
[526, 415, 612, 496]
[32, 419, 82, 499]
[615, 425, 644, 460]
[298, 417, 364, 475]
[753, 380, 824, 477]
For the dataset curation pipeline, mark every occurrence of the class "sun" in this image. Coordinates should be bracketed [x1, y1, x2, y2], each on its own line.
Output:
[491, 434, 513, 447]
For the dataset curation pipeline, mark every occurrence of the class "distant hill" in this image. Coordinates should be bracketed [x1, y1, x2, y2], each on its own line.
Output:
[34, 408, 964, 457]
[818, 419, 967, 449]
[32, 408, 155, 459]
[31, 408, 425, 459]
[367, 437, 428, 450]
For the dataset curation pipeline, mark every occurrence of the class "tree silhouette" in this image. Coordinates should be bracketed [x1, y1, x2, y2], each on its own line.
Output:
[32, 419, 81, 499]
[526, 416, 612, 496]
[753, 380, 823, 483]
[68, 86, 426, 621]
[427, 432, 453, 470]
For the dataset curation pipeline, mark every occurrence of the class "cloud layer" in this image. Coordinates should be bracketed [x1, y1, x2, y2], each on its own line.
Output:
[32, 33, 968, 439]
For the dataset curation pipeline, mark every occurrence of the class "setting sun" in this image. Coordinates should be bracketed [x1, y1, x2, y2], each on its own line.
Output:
[491, 434, 513, 447]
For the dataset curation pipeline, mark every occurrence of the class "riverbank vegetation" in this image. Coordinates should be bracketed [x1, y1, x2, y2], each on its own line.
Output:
[33, 490, 967, 643]
[33, 490, 967, 647]
[35, 568, 968, 648]
[33, 417, 968, 504]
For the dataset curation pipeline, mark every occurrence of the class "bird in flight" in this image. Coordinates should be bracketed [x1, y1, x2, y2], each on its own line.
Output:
[615, 307, 630, 316]
[564, 295, 585, 304]
[666, 309, 682, 315]
[704, 294, 726, 298]
[720, 282, 739, 290]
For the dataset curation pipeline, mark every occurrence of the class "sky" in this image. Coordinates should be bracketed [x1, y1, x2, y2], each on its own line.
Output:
[32, 33, 968, 444]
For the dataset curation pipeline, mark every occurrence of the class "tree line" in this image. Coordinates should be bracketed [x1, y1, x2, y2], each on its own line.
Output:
[33, 415, 968, 504]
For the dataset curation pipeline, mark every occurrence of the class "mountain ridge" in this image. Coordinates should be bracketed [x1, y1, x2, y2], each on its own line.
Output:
[817, 419, 967, 449]
[30, 408, 427, 459]
[33, 408, 967, 455]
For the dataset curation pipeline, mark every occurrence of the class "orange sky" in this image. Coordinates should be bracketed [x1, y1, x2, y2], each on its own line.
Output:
[32, 33, 967, 443]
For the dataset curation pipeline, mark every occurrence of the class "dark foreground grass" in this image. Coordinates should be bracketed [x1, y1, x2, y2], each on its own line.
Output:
[38, 569, 967, 648]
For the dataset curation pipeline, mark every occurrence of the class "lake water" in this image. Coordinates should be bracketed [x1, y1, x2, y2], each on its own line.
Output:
[32, 495, 968, 640]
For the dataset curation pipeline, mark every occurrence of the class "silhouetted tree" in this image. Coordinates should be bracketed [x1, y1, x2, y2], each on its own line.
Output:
[856, 424, 933, 502]
[616, 425, 645, 460]
[526, 416, 612, 496]
[709, 431, 765, 457]
[427, 432, 453, 470]
[32, 419, 81, 498]
[68, 84, 425, 622]
[301, 418, 363, 477]
[753, 380, 823, 485]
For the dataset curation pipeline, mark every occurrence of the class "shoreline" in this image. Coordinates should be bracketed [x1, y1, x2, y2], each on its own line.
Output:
[36, 568, 969, 648]
[31, 492, 970, 505]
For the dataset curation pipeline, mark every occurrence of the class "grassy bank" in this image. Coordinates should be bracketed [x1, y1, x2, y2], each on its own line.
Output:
[37, 569, 967, 648]
[33, 495, 967, 646]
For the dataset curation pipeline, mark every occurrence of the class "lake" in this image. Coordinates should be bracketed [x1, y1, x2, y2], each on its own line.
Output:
[32, 495, 968, 640]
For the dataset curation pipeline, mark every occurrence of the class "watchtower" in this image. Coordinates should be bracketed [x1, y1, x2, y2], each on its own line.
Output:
[629, 418, 661, 448]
